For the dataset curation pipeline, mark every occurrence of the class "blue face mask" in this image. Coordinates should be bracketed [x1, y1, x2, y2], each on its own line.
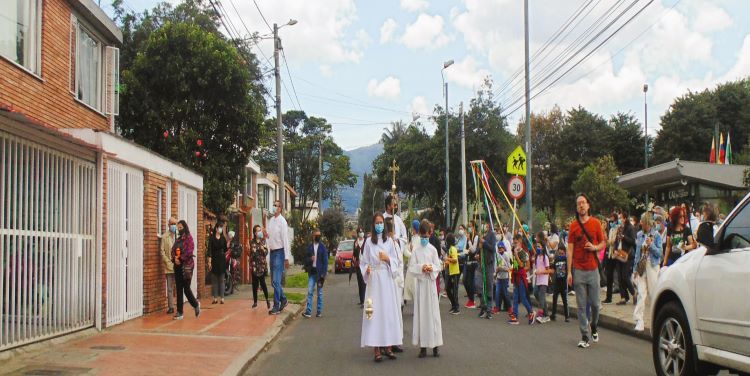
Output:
[256, 231, 264, 239]
[420, 237, 429, 247]
[374, 223, 384, 234]
[169, 224, 177, 233]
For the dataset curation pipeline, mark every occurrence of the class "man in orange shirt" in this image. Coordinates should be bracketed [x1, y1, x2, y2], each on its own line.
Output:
[566, 193, 606, 348]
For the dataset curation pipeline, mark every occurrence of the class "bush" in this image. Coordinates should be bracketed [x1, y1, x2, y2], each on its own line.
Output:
[288, 211, 318, 265]
[320, 208, 345, 250]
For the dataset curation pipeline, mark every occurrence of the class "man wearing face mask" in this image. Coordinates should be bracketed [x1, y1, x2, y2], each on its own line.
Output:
[160, 217, 178, 314]
[268, 200, 293, 315]
[303, 230, 329, 318]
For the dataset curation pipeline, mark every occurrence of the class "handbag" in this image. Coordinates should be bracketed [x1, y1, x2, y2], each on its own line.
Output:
[614, 248, 629, 263]
[636, 238, 650, 276]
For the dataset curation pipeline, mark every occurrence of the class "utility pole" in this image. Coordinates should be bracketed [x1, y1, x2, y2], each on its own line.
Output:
[523, 0, 533, 230]
[441, 60, 454, 231]
[460, 102, 467, 228]
[274, 23, 285, 210]
[319, 138, 323, 217]
[644, 83, 649, 208]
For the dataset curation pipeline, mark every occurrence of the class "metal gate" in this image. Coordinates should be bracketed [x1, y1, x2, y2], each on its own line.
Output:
[0, 130, 96, 351]
[178, 186, 198, 294]
[106, 162, 143, 327]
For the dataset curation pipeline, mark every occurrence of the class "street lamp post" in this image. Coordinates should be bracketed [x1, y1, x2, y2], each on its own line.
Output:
[273, 19, 297, 210]
[441, 59, 454, 230]
[643, 82, 648, 208]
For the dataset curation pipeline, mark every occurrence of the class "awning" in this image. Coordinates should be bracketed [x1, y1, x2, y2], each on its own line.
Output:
[617, 159, 747, 192]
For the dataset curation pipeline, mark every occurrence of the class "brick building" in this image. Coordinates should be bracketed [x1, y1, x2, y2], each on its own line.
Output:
[0, 0, 205, 351]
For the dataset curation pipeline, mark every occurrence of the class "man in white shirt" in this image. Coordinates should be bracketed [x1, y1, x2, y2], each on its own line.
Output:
[267, 200, 293, 315]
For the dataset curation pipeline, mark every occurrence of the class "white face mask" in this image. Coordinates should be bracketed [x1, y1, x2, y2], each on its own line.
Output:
[358, 232, 364, 238]
[217, 227, 223, 235]
[459, 229, 465, 236]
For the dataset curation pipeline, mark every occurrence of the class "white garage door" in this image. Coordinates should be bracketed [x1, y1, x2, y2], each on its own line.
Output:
[178, 186, 198, 295]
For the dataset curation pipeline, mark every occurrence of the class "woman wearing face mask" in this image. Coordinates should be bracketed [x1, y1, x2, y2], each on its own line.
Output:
[209, 221, 228, 304]
[250, 225, 270, 309]
[463, 221, 479, 309]
[360, 213, 402, 362]
[171, 220, 200, 320]
[352, 227, 367, 306]
[662, 206, 697, 267]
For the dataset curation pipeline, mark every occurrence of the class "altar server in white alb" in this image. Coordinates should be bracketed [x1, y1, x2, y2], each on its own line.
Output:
[409, 219, 444, 358]
[360, 212, 403, 363]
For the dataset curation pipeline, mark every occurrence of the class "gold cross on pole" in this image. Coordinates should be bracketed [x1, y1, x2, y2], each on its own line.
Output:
[389, 159, 399, 194]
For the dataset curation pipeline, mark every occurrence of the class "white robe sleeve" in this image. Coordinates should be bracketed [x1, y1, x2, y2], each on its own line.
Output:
[387, 238, 400, 279]
[359, 238, 371, 278]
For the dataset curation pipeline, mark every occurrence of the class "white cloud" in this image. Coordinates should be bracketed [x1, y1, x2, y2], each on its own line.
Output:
[409, 96, 430, 116]
[444, 56, 491, 89]
[367, 76, 401, 99]
[401, 14, 451, 50]
[220, 0, 364, 65]
[380, 18, 398, 44]
[693, 2, 733, 33]
[319, 65, 333, 78]
[637, 10, 714, 72]
[722, 34, 750, 81]
[400, 0, 429, 12]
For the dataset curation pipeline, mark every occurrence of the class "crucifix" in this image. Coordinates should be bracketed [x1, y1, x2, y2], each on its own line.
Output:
[388, 159, 399, 194]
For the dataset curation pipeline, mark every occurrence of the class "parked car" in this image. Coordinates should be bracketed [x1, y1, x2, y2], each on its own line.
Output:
[651, 193, 750, 376]
[334, 240, 355, 274]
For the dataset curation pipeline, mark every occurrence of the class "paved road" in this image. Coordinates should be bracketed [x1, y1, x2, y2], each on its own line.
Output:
[247, 272, 655, 376]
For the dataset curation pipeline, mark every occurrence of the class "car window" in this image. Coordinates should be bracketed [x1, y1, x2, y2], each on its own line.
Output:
[722, 201, 750, 251]
[338, 241, 354, 251]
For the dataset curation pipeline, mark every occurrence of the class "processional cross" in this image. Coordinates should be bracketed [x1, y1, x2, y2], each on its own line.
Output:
[389, 159, 399, 195]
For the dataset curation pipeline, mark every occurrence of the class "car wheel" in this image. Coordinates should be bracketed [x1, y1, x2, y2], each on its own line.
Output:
[653, 301, 696, 376]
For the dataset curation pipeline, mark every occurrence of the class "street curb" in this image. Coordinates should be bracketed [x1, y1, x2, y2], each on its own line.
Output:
[223, 302, 304, 376]
[547, 299, 652, 342]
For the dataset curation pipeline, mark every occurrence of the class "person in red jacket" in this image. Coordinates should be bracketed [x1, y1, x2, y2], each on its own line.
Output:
[566, 193, 606, 349]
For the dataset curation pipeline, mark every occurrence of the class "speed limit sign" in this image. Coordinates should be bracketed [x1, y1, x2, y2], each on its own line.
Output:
[508, 176, 525, 200]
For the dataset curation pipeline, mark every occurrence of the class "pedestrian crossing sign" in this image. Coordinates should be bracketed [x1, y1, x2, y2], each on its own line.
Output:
[507, 146, 527, 176]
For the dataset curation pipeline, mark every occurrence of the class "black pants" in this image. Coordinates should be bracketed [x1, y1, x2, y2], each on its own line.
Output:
[618, 258, 635, 301]
[355, 267, 366, 304]
[175, 265, 198, 314]
[463, 262, 476, 302]
[446, 274, 460, 311]
[605, 257, 619, 301]
[252, 273, 270, 303]
[551, 278, 569, 319]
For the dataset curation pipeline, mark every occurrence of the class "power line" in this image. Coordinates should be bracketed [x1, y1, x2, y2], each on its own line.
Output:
[252, 0, 273, 33]
[298, 92, 420, 116]
[502, 0, 656, 118]
[281, 49, 303, 111]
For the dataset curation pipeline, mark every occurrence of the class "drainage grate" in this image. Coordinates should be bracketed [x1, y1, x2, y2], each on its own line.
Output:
[16, 366, 92, 376]
[89, 345, 126, 351]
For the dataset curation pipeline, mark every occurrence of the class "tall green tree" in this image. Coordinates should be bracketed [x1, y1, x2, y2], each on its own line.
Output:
[357, 173, 385, 230]
[116, 10, 266, 213]
[254, 111, 356, 219]
[608, 112, 647, 174]
[572, 155, 631, 214]
[653, 78, 750, 164]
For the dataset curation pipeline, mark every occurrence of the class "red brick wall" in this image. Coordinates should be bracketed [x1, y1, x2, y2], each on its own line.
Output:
[142, 171, 168, 314]
[0, 0, 114, 132]
[196, 191, 208, 298]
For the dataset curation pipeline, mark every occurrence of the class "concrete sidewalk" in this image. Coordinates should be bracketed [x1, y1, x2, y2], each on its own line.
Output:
[1, 286, 301, 376]
[544, 287, 652, 341]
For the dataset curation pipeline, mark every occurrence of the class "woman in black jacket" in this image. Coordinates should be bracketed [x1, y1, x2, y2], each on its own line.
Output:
[351, 227, 366, 306]
[616, 211, 637, 305]
[209, 220, 228, 304]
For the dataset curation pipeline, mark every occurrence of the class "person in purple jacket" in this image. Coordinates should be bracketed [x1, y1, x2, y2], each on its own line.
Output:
[171, 220, 201, 320]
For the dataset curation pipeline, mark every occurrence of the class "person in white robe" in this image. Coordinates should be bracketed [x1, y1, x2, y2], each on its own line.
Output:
[409, 220, 444, 358]
[360, 213, 403, 362]
[403, 220, 420, 302]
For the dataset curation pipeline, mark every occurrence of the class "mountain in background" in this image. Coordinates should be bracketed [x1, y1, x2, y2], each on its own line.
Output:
[333, 143, 383, 215]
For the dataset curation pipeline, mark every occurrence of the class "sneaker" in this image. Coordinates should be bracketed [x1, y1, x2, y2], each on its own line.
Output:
[507, 317, 519, 325]
[167, 308, 174, 314]
[568, 290, 575, 296]
[616, 300, 628, 306]
[634, 320, 645, 332]
[592, 332, 599, 343]
[465, 300, 476, 309]
[491, 307, 500, 314]
[302, 312, 311, 318]
[536, 315, 544, 324]
[194, 302, 201, 317]
[577, 338, 590, 348]
[440, 292, 447, 298]
[565, 317, 570, 323]
[316, 312, 322, 318]
[280, 298, 288, 312]
[602, 299, 612, 305]
[269, 308, 281, 315]
[450, 309, 461, 315]
[528, 312, 537, 325]
[173, 314, 184, 320]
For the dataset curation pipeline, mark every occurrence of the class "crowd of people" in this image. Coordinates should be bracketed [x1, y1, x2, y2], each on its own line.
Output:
[350, 193, 725, 358]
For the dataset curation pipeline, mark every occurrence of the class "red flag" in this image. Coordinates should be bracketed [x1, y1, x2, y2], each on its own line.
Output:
[719, 133, 726, 164]
[709, 136, 716, 163]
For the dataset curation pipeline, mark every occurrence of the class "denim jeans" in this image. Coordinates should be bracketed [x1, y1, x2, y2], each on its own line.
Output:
[513, 280, 533, 317]
[494, 279, 510, 311]
[535, 284, 548, 316]
[270, 249, 287, 309]
[573, 268, 600, 340]
[305, 274, 323, 314]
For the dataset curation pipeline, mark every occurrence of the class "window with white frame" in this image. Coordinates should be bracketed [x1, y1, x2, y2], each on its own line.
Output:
[76, 25, 101, 110]
[0, 0, 41, 74]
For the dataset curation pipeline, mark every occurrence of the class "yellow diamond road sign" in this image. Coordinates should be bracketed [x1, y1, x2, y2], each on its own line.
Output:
[506, 146, 527, 176]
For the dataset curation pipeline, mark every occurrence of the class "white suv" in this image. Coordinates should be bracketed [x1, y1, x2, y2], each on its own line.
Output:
[651, 193, 750, 376]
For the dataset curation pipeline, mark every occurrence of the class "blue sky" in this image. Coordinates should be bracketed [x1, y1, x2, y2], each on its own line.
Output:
[105, 0, 750, 150]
